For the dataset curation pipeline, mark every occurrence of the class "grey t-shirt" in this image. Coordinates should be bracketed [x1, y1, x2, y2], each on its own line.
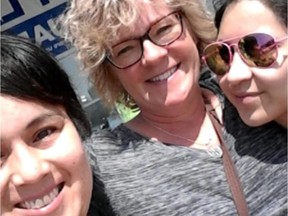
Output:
[222, 99, 287, 216]
[85, 73, 287, 216]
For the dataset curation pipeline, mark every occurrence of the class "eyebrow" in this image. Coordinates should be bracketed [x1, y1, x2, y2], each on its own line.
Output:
[25, 112, 64, 130]
[0, 112, 64, 144]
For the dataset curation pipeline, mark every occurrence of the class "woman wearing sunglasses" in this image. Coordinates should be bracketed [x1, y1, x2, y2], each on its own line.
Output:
[202, 0, 287, 215]
[0, 34, 115, 216]
[204, 0, 287, 128]
[61, 0, 285, 215]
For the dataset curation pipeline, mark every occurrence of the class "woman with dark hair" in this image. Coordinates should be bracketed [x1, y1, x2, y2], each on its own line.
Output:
[204, 0, 287, 127]
[0, 34, 115, 216]
[201, 0, 287, 215]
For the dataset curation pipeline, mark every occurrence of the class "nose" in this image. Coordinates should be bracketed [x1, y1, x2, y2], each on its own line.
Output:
[142, 39, 168, 65]
[9, 143, 50, 186]
[226, 51, 253, 86]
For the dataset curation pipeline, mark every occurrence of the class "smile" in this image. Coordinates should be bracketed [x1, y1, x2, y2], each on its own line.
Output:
[149, 65, 179, 82]
[234, 92, 261, 99]
[16, 183, 64, 209]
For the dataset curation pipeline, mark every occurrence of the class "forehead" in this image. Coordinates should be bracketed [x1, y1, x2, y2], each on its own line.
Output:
[0, 96, 55, 118]
[0, 96, 64, 137]
[218, 1, 285, 40]
[115, 2, 173, 43]
[0, 96, 40, 119]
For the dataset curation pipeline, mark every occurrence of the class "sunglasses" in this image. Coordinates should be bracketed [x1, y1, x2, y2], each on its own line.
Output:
[202, 33, 288, 75]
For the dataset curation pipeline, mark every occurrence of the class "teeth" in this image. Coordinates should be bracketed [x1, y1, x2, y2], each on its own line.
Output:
[43, 195, 51, 204]
[18, 187, 59, 209]
[34, 199, 44, 209]
[150, 67, 177, 82]
[24, 201, 31, 209]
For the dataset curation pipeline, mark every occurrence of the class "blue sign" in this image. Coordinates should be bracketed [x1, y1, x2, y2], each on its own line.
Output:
[1, 1, 70, 58]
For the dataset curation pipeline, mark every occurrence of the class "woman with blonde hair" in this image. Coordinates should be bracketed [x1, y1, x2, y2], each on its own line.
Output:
[61, 0, 286, 215]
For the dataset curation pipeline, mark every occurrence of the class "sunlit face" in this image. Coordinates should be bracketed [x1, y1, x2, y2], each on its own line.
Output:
[217, 1, 287, 127]
[0, 96, 92, 216]
[109, 1, 201, 115]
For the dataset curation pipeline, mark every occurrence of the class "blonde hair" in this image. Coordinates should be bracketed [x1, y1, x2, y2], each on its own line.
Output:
[60, 0, 216, 108]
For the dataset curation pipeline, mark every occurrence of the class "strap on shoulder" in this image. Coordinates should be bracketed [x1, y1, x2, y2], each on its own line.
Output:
[207, 106, 249, 216]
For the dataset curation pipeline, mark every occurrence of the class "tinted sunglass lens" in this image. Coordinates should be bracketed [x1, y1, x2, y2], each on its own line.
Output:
[205, 44, 230, 75]
[240, 33, 277, 67]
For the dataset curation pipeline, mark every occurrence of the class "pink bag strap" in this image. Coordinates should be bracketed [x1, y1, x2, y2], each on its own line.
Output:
[208, 107, 249, 216]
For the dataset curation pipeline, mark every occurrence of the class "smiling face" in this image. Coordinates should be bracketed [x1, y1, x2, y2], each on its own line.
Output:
[0, 96, 92, 216]
[217, 1, 287, 127]
[108, 1, 201, 115]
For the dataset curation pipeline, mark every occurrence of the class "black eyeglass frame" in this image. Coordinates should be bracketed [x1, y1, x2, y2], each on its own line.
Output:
[106, 11, 184, 69]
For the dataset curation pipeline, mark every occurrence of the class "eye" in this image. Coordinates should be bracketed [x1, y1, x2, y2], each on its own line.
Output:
[33, 127, 56, 143]
[0, 153, 6, 167]
[0, 147, 9, 167]
[155, 24, 174, 36]
[30, 115, 65, 147]
[116, 45, 136, 57]
[113, 42, 139, 58]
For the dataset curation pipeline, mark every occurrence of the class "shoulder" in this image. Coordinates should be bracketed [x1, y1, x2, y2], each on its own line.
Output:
[84, 128, 119, 153]
[84, 124, 150, 158]
[223, 104, 287, 215]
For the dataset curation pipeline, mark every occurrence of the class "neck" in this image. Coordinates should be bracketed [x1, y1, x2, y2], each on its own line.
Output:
[139, 96, 207, 125]
[275, 112, 287, 128]
[125, 102, 210, 147]
[124, 88, 221, 147]
[140, 105, 206, 128]
[136, 85, 206, 122]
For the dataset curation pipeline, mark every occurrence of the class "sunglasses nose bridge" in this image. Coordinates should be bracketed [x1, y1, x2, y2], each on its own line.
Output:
[229, 43, 238, 53]
[229, 43, 246, 66]
[227, 43, 244, 64]
[220, 43, 236, 68]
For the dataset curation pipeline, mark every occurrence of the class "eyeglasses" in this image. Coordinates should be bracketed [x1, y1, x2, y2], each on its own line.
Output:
[106, 11, 183, 69]
[202, 33, 288, 75]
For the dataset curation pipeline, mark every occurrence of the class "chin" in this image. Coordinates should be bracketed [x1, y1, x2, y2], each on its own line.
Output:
[239, 112, 270, 127]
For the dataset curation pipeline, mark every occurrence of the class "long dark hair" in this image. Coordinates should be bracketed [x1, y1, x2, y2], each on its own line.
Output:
[1, 34, 91, 139]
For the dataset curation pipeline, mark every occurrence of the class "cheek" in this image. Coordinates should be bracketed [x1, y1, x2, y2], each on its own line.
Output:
[55, 131, 93, 197]
[60, 141, 92, 215]
[254, 60, 287, 87]
[53, 125, 89, 173]
[180, 29, 199, 59]
[110, 67, 133, 90]
[114, 67, 142, 95]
